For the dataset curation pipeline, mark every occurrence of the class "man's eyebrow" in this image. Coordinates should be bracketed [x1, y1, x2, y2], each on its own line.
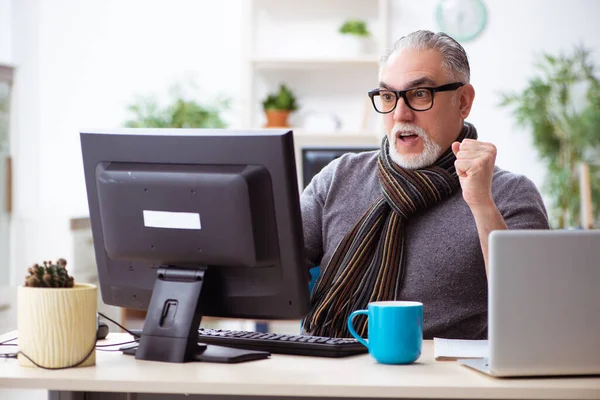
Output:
[379, 77, 437, 91]
[378, 82, 395, 90]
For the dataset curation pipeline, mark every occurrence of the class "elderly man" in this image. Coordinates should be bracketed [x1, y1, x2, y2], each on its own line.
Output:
[301, 30, 549, 340]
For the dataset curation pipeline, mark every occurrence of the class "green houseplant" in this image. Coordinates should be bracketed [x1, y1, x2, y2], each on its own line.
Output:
[262, 83, 298, 128]
[125, 83, 229, 129]
[500, 46, 600, 228]
[18, 259, 98, 368]
[339, 19, 371, 37]
[338, 19, 373, 55]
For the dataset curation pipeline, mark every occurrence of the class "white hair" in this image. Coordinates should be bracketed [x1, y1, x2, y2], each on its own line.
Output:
[379, 30, 470, 83]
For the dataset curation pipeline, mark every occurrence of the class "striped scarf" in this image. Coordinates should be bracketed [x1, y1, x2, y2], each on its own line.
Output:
[302, 123, 478, 338]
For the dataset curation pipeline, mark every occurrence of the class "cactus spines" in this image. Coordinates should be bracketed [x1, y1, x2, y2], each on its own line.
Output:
[25, 258, 75, 288]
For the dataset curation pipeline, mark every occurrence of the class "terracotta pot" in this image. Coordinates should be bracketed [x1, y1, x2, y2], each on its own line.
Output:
[264, 109, 291, 128]
[17, 283, 98, 368]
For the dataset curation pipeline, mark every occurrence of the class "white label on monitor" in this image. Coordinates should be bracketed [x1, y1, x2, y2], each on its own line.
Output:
[143, 210, 201, 230]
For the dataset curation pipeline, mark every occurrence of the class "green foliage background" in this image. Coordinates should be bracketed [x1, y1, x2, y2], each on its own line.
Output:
[500, 46, 600, 228]
[124, 82, 229, 129]
[339, 19, 370, 37]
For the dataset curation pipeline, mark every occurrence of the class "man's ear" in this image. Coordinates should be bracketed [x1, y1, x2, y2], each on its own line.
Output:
[458, 84, 475, 119]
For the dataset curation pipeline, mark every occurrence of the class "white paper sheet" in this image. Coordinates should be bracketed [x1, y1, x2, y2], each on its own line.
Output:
[433, 337, 489, 361]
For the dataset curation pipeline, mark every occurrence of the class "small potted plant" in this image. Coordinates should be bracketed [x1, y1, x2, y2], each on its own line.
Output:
[338, 19, 373, 55]
[262, 84, 299, 128]
[18, 259, 98, 368]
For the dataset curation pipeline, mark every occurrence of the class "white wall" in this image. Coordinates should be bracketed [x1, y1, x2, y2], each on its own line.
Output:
[390, 0, 600, 200]
[8, 0, 245, 284]
[5, 0, 600, 283]
[0, 0, 11, 63]
[8, 0, 43, 286]
[0, 0, 13, 289]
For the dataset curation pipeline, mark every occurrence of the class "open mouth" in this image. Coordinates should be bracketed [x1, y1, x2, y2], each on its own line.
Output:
[396, 132, 420, 143]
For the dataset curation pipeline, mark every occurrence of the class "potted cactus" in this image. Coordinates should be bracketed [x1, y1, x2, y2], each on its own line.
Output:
[18, 259, 98, 368]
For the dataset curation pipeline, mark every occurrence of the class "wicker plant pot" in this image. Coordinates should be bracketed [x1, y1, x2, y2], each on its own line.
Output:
[17, 283, 98, 368]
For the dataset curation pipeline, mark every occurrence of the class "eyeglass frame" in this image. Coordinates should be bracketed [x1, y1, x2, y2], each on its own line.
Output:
[367, 82, 465, 113]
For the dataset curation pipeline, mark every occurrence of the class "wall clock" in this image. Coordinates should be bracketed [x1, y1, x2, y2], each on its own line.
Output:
[436, 0, 487, 43]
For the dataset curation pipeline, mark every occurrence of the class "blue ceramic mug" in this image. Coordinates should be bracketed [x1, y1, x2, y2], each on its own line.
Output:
[347, 301, 423, 364]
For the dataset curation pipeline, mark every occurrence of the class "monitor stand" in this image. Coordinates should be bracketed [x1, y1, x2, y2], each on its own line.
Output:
[133, 265, 270, 363]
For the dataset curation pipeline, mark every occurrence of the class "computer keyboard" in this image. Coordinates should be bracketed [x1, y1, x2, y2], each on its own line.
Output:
[126, 328, 368, 358]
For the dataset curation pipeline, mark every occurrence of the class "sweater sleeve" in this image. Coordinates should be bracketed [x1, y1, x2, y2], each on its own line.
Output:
[299, 160, 337, 270]
[494, 173, 550, 230]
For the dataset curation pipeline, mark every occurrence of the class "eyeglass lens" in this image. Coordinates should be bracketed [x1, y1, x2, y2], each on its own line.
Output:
[373, 88, 433, 112]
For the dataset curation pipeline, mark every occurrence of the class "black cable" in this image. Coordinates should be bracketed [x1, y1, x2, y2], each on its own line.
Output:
[0, 337, 17, 346]
[15, 339, 97, 370]
[95, 340, 137, 348]
[96, 345, 135, 352]
[1, 312, 140, 369]
[0, 339, 18, 358]
[98, 311, 141, 338]
[0, 319, 95, 369]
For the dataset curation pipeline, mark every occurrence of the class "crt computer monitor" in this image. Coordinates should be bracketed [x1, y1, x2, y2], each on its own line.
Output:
[80, 128, 310, 363]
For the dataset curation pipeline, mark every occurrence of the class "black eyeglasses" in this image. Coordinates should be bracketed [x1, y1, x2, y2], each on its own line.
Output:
[368, 82, 465, 113]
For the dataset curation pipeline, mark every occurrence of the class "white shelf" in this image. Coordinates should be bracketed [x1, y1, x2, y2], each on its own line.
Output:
[251, 56, 380, 70]
[243, 0, 390, 140]
[292, 129, 381, 137]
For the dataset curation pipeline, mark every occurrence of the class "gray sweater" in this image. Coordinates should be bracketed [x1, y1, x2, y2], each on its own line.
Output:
[300, 150, 549, 339]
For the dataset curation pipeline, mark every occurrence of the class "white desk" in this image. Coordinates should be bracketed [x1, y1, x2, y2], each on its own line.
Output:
[1, 331, 599, 400]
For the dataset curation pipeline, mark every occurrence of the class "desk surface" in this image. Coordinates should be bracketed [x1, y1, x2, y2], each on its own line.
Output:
[1, 331, 599, 399]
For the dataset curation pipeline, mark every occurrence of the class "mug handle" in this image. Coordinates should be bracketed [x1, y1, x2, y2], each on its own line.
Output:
[347, 310, 369, 348]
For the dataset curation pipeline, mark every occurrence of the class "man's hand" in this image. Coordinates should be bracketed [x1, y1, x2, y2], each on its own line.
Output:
[451, 139, 497, 209]
[452, 139, 507, 277]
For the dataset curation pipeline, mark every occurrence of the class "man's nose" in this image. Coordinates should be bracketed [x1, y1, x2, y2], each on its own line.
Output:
[393, 96, 414, 122]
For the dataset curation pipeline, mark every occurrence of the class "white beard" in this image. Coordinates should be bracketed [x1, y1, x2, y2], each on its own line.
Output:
[388, 123, 442, 170]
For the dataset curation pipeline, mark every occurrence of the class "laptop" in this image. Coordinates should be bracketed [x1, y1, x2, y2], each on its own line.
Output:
[459, 229, 600, 377]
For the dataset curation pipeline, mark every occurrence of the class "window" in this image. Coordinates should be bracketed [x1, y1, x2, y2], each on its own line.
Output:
[0, 65, 13, 287]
